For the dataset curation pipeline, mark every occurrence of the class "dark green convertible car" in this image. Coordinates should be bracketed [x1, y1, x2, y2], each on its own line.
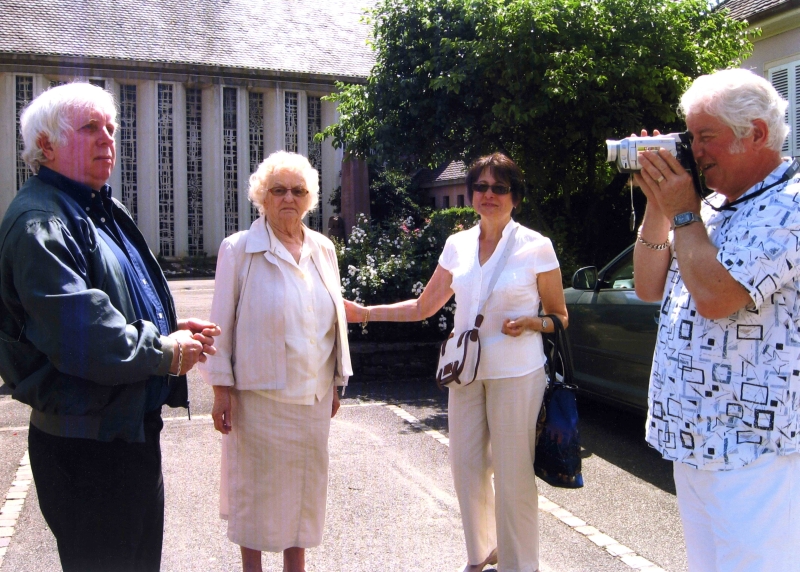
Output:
[563, 245, 659, 413]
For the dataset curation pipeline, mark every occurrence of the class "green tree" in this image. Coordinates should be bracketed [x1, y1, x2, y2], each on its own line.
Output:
[322, 0, 751, 271]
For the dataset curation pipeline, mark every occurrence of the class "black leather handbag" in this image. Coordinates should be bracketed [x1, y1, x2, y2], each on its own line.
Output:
[534, 314, 584, 488]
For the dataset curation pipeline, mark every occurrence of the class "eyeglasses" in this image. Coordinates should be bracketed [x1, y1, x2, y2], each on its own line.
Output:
[268, 187, 309, 198]
[471, 183, 511, 195]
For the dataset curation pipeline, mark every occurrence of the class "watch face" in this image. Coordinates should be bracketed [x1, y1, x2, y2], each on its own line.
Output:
[674, 212, 699, 227]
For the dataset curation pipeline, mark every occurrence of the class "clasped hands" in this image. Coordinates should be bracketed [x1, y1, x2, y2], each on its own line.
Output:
[168, 318, 221, 376]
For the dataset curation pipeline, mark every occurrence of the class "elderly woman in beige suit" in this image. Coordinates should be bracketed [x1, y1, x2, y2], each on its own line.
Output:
[200, 151, 352, 572]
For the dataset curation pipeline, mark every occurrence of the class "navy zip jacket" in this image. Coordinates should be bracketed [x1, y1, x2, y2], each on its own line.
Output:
[0, 173, 187, 442]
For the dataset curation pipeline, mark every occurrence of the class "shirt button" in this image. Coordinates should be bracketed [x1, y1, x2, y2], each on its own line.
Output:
[91, 193, 96, 198]
[310, 339, 316, 345]
[85, 207, 90, 212]
[100, 217, 106, 223]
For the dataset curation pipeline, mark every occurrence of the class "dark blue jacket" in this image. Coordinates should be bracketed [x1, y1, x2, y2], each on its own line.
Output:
[0, 175, 187, 442]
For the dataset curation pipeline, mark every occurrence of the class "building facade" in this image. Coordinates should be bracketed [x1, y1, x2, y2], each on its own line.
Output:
[721, 0, 800, 160]
[0, 0, 374, 257]
[417, 161, 467, 210]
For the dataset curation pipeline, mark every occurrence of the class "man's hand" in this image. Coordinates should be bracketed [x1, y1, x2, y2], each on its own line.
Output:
[177, 318, 221, 359]
[167, 330, 206, 375]
[633, 148, 700, 221]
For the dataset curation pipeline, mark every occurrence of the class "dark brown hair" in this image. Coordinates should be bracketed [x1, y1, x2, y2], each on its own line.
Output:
[465, 152, 526, 207]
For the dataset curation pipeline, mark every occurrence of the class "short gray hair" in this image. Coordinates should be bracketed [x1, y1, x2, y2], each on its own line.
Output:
[680, 69, 789, 153]
[248, 151, 320, 217]
[20, 82, 118, 174]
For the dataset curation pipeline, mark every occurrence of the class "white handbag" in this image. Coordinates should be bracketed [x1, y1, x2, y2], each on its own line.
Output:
[436, 226, 518, 389]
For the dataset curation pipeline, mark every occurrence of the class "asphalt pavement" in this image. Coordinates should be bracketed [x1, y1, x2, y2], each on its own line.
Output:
[0, 279, 685, 571]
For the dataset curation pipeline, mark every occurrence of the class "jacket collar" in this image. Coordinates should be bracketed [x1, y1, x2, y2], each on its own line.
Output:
[244, 219, 335, 294]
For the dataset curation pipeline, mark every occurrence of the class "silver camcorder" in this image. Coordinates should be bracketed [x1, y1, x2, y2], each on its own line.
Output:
[606, 132, 694, 173]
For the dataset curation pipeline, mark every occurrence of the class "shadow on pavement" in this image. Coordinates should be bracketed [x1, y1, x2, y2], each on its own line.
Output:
[349, 379, 675, 495]
[577, 396, 675, 494]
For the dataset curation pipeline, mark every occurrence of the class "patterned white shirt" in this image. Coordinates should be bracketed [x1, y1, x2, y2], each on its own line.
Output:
[646, 160, 800, 470]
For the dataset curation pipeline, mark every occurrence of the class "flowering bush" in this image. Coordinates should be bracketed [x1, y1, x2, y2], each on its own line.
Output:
[336, 208, 478, 342]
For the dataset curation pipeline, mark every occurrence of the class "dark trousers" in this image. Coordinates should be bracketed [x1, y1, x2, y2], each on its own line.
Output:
[28, 411, 165, 572]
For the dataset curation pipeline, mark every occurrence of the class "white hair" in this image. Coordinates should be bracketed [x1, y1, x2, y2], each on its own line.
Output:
[20, 82, 118, 174]
[248, 151, 320, 217]
[679, 68, 789, 153]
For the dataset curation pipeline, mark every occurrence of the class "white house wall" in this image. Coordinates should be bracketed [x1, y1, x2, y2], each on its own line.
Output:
[1, 75, 344, 258]
[742, 26, 800, 76]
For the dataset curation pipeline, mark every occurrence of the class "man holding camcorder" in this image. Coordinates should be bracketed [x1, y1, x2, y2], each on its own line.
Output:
[631, 68, 800, 572]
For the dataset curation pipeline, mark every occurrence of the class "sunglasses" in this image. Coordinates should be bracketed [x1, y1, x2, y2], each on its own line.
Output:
[471, 182, 511, 195]
[268, 187, 309, 198]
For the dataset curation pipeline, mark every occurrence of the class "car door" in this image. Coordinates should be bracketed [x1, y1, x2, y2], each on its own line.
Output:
[566, 246, 659, 411]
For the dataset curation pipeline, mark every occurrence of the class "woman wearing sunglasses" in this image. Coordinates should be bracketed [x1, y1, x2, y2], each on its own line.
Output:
[201, 151, 352, 572]
[346, 152, 568, 572]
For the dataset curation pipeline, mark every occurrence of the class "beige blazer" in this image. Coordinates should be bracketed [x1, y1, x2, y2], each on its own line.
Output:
[199, 217, 352, 390]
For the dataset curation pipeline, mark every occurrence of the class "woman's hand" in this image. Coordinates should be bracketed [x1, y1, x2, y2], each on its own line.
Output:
[331, 389, 341, 418]
[211, 385, 232, 434]
[501, 317, 532, 337]
[344, 300, 366, 323]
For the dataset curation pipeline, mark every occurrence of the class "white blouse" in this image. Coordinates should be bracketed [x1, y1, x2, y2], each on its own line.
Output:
[254, 222, 337, 405]
[438, 220, 560, 380]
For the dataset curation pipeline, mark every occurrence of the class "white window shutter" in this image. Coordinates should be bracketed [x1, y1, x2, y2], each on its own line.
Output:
[794, 63, 800, 159]
[769, 63, 799, 158]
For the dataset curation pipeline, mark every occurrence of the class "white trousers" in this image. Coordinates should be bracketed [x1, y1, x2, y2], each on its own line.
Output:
[674, 452, 800, 572]
[448, 369, 546, 572]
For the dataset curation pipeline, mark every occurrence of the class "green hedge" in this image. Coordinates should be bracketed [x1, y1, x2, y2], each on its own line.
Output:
[337, 208, 478, 342]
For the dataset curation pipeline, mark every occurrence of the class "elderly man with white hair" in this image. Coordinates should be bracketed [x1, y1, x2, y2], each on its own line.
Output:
[633, 68, 800, 571]
[0, 82, 220, 572]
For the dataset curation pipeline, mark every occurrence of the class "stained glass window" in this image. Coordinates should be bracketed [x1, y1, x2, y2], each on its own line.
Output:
[249, 92, 264, 221]
[306, 95, 323, 232]
[187, 88, 204, 255]
[158, 84, 175, 256]
[223, 87, 239, 235]
[15, 76, 33, 191]
[119, 85, 138, 222]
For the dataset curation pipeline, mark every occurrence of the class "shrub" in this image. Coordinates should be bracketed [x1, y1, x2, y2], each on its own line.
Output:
[336, 208, 478, 342]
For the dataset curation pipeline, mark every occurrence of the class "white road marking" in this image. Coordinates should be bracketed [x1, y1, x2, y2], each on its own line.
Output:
[0, 451, 31, 567]
[383, 403, 668, 572]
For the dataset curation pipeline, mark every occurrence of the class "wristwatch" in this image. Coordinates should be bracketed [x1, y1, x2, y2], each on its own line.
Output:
[541, 318, 549, 331]
[671, 212, 702, 230]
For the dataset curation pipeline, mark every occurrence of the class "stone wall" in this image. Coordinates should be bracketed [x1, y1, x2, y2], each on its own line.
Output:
[348, 341, 440, 383]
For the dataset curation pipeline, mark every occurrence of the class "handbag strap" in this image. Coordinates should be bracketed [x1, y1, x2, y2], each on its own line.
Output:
[473, 225, 519, 328]
[542, 314, 575, 387]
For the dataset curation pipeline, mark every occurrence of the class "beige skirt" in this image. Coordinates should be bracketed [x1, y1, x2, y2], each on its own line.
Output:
[220, 384, 333, 552]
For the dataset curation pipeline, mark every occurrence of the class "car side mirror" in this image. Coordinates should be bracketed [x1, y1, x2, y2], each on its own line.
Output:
[572, 266, 598, 290]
